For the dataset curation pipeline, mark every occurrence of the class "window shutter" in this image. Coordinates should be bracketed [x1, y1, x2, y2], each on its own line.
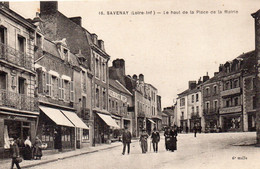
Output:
[70, 81, 74, 102]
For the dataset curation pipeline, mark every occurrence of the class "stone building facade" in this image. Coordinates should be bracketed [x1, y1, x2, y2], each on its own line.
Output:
[0, 2, 38, 158]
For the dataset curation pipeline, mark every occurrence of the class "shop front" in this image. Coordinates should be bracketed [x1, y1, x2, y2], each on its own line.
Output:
[38, 106, 75, 151]
[190, 118, 201, 133]
[0, 111, 38, 159]
[204, 115, 219, 133]
[146, 118, 156, 135]
[93, 112, 120, 145]
[221, 113, 242, 132]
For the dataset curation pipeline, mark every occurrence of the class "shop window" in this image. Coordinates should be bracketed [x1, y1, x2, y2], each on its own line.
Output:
[82, 129, 89, 142]
[61, 127, 71, 142]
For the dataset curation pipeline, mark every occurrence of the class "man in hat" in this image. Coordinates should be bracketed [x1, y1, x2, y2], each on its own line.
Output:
[122, 126, 132, 155]
[151, 127, 160, 153]
[139, 129, 149, 153]
[10, 138, 21, 169]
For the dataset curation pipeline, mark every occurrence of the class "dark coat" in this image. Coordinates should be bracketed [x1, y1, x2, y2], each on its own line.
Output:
[151, 131, 160, 143]
[122, 130, 132, 143]
[10, 143, 19, 158]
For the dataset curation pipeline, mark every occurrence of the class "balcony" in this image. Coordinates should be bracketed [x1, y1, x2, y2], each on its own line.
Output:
[219, 105, 242, 114]
[203, 108, 219, 116]
[0, 89, 38, 112]
[220, 87, 241, 97]
[191, 112, 200, 119]
[0, 42, 33, 71]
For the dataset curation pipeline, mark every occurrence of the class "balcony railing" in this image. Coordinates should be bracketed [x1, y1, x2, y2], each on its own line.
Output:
[0, 89, 38, 112]
[0, 42, 33, 70]
[220, 87, 241, 97]
[219, 105, 242, 114]
[203, 108, 219, 115]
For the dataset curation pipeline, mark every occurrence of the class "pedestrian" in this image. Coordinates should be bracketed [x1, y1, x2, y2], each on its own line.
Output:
[186, 126, 189, 133]
[122, 126, 132, 155]
[169, 126, 178, 152]
[151, 128, 160, 153]
[139, 129, 149, 154]
[33, 136, 42, 160]
[23, 136, 32, 160]
[10, 138, 21, 169]
[193, 125, 197, 137]
[164, 127, 170, 151]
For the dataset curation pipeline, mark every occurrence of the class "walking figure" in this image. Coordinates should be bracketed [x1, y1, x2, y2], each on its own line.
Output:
[193, 124, 197, 137]
[122, 126, 132, 155]
[10, 138, 21, 169]
[169, 126, 178, 152]
[151, 128, 160, 153]
[139, 129, 149, 154]
[164, 127, 170, 151]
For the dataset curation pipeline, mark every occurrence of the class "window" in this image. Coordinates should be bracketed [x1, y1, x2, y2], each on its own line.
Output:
[102, 62, 106, 82]
[0, 26, 7, 44]
[191, 95, 194, 103]
[46, 73, 52, 96]
[112, 100, 115, 109]
[205, 88, 209, 96]
[58, 78, 65, 100]
[103, 89, 106, 109]
[226, 99, 230, 107]
[18, 35, 25, 53]
[253, 78, 256, 89]
[234, 97, 239, 106]
[196, 94, 199, 102]
[116, 101, 118, 111]
[96, 86, 99, 107]
[191, 106, 194, 114]
[95, 57, 99, 78]
[234, 79, 239, 88]
[214, 100, 218, 111]
[18, 77, 26, 94]
[196, 106, 199, 114]
[253, 96, 256, 109]
[180, 98, 185, 106]
[0, 71, 7, 89]
[213, 85, 217, 95]
[70, 81, 74, 102]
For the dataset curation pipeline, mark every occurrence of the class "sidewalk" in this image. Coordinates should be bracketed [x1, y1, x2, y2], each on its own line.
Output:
[0, 141, 130, 169]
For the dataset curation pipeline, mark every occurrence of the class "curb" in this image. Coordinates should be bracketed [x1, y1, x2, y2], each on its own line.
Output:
[22, 143, 123, 168]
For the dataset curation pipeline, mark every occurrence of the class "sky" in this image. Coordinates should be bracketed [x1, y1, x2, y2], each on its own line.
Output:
[9, 0, 260, 108]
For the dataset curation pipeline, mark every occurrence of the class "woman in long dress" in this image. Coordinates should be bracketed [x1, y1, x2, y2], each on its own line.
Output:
[33, 137, 42, 160]
[169, 127, 178, 152]
[23, 136, 32, 160]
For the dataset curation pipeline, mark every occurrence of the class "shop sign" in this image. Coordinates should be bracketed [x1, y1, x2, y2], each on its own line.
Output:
[109, 90, 127, 102]
[7, 115, 28, 121]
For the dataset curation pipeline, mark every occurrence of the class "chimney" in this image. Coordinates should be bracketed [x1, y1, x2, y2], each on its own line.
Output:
[40, 1, 58, 14]
[197, 77, 202, 85]
[219, 64, 223, 72]
[69, 17, 82, 26]
[252, 9, 260, 146]
[112, 59, 125, 76]
[133, 74, 137, 81]
[0, 2, 9, 8]
[139, 74, 144, 82]
[91, 34, 98, 45]
[188, 81, 196, 90]
[203, 72, 210, 82]
[98, 40, 105, 51]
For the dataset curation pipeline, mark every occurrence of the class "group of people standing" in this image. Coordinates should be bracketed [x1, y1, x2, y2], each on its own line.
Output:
[9, 136, 43, 169]
[121, 126, 175, 155]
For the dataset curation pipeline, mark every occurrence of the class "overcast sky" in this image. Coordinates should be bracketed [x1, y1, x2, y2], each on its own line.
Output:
[9, 0, 260, 108]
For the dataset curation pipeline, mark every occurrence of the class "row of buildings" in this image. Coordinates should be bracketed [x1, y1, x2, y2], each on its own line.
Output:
[0, 1, 163, 158]
[176, 10, 260, 135]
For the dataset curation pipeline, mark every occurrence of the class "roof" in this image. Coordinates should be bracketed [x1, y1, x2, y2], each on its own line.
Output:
[109, 79, 133, 96]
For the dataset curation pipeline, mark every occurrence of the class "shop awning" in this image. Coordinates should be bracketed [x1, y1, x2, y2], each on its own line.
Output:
[97, 113, 120, 129]
[148, 119, 156, 124]
[39, 106, 74, 127]
[61, 110, 89, 129]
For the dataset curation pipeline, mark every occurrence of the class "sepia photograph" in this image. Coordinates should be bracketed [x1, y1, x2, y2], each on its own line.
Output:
[0, 0, 260, 169]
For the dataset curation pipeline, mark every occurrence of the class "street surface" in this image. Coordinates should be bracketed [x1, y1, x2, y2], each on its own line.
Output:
[29, 132, 260, 169]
